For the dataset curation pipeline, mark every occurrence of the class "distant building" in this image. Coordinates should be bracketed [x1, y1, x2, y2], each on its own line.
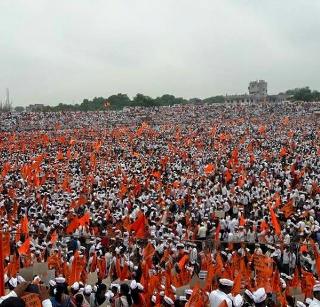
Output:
[26, 104, 45, 112]
[225, 80, 288, 104]
[248, 80, 268, 96]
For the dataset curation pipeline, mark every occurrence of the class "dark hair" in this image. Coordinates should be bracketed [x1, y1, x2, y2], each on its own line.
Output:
[0, 297, 26, 307]
[120, 283, 132, 306]
[95, 284, 107, 305]
[131, 288, 140, 305]
[49, 285, 55, 297]
[54, 284, 68, 303]
[75, 294, 84, 307]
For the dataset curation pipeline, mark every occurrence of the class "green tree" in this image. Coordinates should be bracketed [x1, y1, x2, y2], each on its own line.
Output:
[132, 93, 154, 107]
[14, 106, 25, 112]
[203, 96, 225, 104]
[107, 93, 131, 109]
[286, 87, 318, 101]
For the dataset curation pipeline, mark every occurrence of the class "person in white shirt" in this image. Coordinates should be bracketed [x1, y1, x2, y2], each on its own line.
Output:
[253, 287, 267, 307]
[209, 278, 233, 307]
[309, 283, 320, 307]
[198, 222, 207, 240]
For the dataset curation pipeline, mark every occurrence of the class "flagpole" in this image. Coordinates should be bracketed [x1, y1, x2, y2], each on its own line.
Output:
[0, 230, 5, 296]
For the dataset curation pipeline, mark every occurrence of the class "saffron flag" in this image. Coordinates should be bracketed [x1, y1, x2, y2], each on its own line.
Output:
[204, 164, 215, 175]
[20, 215, 29, 236]
[270, 207, 281, 236]
[130, 212, 146, 238]
[281, 200, 294, 218]
[18, 238, 31, 255]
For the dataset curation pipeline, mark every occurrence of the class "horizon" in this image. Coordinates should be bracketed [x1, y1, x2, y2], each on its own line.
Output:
[2, 83, 314, 108]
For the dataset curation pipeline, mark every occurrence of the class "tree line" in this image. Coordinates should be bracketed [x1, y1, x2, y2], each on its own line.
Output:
[15, 94, 225, 112]
[13, 87, 320, 112]
[285, 87, 320, 102]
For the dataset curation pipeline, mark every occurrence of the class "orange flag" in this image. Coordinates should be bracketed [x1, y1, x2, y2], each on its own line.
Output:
[130, 212, 147, 238]
[239, 214, 246, 227]
[204, 164, 215, 175]
[57, 150, 64, 161]
[1, 162, 11, 177]
[178, 254, 189, 271]
[69, 251, 82, 284]
[231, 147, 239, 165]
[2, 232, 10, 258]
[152, 170, 161, 179]
[274, 192, 281, 208]
[66, 217, 79, 234]
[281, 199, 294, 218]
[291, 267, 301, 288]
[237, 175, 245, 188]
[119, 183, 128, 198]
[279, 147, 287, 157]
[143, 242, 155, 267]
[186, 284, 209, 307]
[282, 116, 289, 125]
[310, 240, 320, 277]
[20, 215, 29, 236]
[18, 238, 31, 255]
[225, 169, 232, 183]
[272, 269, 281, 292]
[270, 207, 281, 236]
[78, 212, 90, 226]
[50, 231, 58, 244]
[232, 273, 241, 295]
[258, 125, 266, 135]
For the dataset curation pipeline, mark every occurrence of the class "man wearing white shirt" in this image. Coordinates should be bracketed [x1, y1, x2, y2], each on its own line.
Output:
[309, 284, 320, 307]
[209, 278, 233, 307]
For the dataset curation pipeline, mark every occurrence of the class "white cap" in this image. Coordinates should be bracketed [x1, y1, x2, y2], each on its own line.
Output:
[313, 283, 320, 292]
[110, 283, 120, 290]
[71, 282, 80, 291]
[219, 278, 234, 287]
[55, 277, 66, 284]
[137, 282, 144, 291]
[279, 278, 286, 289]
[33, 276, 41, 284]
[9, 277, 18, 288]
[151, 295, 157, 303]
[233, 294, 244, 307]
[130, 280, 138, 289]
[105, 290, 114, 300]
[185, 289, 193, 295]
[164, 296, 174, 305]
[17, 276, 26, 284]
[84, 285, 92, 295]
[306, 298, 313, 304]
[253, 288, 267, 303]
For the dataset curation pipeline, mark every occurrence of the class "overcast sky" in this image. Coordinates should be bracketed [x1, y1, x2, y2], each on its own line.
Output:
[0, 0, 319, 106]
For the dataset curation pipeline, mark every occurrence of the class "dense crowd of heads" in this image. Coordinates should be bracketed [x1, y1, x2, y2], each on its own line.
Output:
[0, 101, 320, 306]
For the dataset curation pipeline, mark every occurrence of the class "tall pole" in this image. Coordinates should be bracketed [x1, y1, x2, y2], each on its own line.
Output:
[0, 230, 5, 296]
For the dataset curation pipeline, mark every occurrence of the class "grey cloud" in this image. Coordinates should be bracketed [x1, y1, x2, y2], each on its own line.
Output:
[0, 0, 319, 106]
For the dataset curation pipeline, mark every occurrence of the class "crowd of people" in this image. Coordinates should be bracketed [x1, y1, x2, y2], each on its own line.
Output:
[0, 101, 320, 306]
